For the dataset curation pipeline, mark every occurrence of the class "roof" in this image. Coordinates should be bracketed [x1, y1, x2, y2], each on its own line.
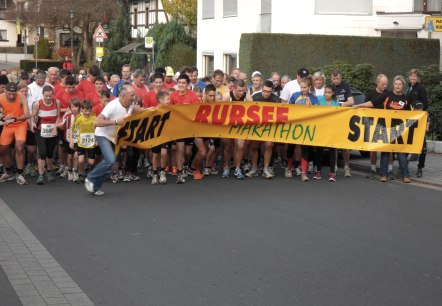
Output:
[115, 42, 145, 53]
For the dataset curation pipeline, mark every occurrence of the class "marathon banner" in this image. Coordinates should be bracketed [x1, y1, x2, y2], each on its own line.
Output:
[116, 102, 428, 154]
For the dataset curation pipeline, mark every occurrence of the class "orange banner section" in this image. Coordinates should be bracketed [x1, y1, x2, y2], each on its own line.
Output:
[116, 102, 427, 154]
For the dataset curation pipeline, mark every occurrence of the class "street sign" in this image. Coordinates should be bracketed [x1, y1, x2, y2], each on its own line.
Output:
[33, 35, 39, 43]
[93, 24, 108, 39]
[425, 16, 442, 32]
[145, 36, 154, 48]
[96, 37, 104, 43]
[96, 47, 104, 57]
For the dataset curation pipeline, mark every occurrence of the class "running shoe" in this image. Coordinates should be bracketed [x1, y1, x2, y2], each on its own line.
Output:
[94, 190, 104, 196]
[111, 173, 119, 183]
[403, 177, 411, 183]
[344, 166, 351, 177]
[30, 164, 38, 177]
[210, 167, 219, 175]
[416, 168, 423, 178]
[262, 169, 274, 179]
[151, 174, 159, 185]
[234, 168, 245, 180]
[313, 171, 322, 180]
[307, 161, 315, 174]
[67, 171, 74, 181]
[202, 167, 210, 176]
[176, 173, 185, 184]
[146, 168, 153, 179]
[77, 174, 85, 183]
[123, 172, 133, 182]
[171, 166, 177, 176]
[0, 172, 14, 183]
[131, 173, 140, 181]
[59, 168, 68, 178]
[366, 170, 376, 179]
[222, 168, 230, 178]
[193, 170, 204, 180]
[329, 173, 337, 182]
[159, 171, 167, 184]
[380, 176, 387, 182]
[301, 173, 309, 182]
[268, 167, 275, 176]
[36, 175, 44, 185]
[118, 169, 125, 180]
[16, 174, 28, 185]
[56, 165, 65, 176]
[46, 171, 56, 182]
[164, 165, 171, 173]
[84, 178, 94, 193]
[24, 163, 31, 176]
[144, 158, 150, 168]
[246, 169, 259, 178]
[295, 167, 302, 176]
[243, 162, 251, 173]
[284, 167, 293, 178]
[72, 171, 79, 183]
[183, 166, 190, 178]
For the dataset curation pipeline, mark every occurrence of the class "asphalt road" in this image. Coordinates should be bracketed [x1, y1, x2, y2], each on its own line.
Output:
[1, 171, 442, 306]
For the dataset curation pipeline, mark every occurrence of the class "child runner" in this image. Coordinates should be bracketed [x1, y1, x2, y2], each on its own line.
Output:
[59, 97, 80, 181]
[316, 84, 339, 181]
[70, 100, 97, 183]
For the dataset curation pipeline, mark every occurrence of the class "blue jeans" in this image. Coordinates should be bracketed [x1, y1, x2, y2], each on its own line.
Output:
[87, 136, 116, 192]
[380, 152, 409, 178]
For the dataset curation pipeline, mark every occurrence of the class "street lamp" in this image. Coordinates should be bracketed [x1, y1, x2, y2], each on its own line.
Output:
[70, 9, 74, 66]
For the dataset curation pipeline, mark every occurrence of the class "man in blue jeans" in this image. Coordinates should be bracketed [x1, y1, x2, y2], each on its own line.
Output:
[85, 85, 142, 195]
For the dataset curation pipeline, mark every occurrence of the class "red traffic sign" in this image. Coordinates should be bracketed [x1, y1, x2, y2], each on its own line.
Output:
[33, 35, 39, 43]
[93, 24, 107, 39]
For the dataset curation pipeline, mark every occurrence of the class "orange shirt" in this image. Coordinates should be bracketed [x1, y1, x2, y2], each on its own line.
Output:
[0, 93, 27, 128]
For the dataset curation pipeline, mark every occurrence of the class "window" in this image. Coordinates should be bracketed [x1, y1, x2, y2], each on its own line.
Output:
[414, 0, 442, 12]
[133, 8, 138, 29]
[261, 0, 271, 14]
[223, 0, 237, 17]
[224, 54, 237, 74]
[203, 54, 214, 76]
[0, 29, 7, 41]
[315, 0, 372, 15]
[202, 0, 215, 19]
[0, 9, 5, 20]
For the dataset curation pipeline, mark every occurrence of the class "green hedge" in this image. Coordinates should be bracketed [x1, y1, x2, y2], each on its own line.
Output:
[239, 33, 440, 81]
[20, 60, 63, 73]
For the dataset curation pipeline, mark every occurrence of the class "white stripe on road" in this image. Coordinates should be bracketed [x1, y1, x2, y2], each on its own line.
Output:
[0, 197, 94, 306]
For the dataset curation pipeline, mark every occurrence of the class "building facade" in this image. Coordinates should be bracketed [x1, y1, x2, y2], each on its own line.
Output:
[129, 0, 169, 38]
[197, 0, 442, 76]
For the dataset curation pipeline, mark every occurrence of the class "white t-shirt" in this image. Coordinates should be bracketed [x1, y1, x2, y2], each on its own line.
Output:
[280, 80, 301, 101]
[314, 87, 325, 97]
[95, 98, 134, 143]
[28, 81, 51, 102]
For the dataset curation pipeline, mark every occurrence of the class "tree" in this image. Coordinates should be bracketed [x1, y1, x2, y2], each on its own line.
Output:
[20, 0, 120, 66]
[101, 0, 132, 74]
[148, 21, 196, 70]
[162, 0, 197, 35]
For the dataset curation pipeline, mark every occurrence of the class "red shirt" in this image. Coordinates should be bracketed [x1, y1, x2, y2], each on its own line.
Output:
[76, 79, 96, 97]
[132, 83, 150, 103]
[164, 81, 176, 89]
[85, 91, 115, 107]
[143, 90, 160, 108]
[92, 103, 104, 116]
[54, 89, 83, 114]
[170, 90, 200, 105]
[54, 84, 65, 98]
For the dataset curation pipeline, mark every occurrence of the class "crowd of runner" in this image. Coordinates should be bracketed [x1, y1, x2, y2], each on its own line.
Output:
[0, 64, 428, 194]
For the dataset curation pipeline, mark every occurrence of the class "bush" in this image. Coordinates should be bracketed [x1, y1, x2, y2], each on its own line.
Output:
[420, 65, 442, 140]
[33, 38, 51, 59]
[165, 43, 196, 71]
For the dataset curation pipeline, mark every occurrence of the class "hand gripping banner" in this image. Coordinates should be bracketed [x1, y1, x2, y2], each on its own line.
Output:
[116, 102, 427, 154]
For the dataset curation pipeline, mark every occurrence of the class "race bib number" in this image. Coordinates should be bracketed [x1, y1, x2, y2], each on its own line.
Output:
[40, 124, 55, 138]
[79, 133, 95, 148]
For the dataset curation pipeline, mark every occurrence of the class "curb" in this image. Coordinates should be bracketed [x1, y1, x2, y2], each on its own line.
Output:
[349, 161, 442, 188]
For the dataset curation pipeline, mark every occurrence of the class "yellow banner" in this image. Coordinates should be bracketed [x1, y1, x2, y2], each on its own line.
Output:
[116, 102, 427, 154]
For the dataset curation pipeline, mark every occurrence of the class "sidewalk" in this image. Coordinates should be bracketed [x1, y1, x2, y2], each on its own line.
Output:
[350, 151, 442, 187]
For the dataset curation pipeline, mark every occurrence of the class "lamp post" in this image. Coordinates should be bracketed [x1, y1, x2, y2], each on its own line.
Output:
[70, 9, 74, 66]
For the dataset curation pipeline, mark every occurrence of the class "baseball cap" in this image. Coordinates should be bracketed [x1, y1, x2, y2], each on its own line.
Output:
[297, 68, 309, 78]
[165, 66, 174, 77]
[5, 82, 17, 92]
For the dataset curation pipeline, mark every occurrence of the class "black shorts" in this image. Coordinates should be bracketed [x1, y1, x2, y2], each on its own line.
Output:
[63, 140, 75, 154]
[175, 138, 194, 146]
[26, 130, 37, 146]
[75, 145, 96, 159]
[151, 142, 170, 154]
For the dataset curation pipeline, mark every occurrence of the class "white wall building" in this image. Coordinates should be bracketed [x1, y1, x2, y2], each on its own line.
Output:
[197, 0, 442, 76]
[129, 0, 169, 39]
